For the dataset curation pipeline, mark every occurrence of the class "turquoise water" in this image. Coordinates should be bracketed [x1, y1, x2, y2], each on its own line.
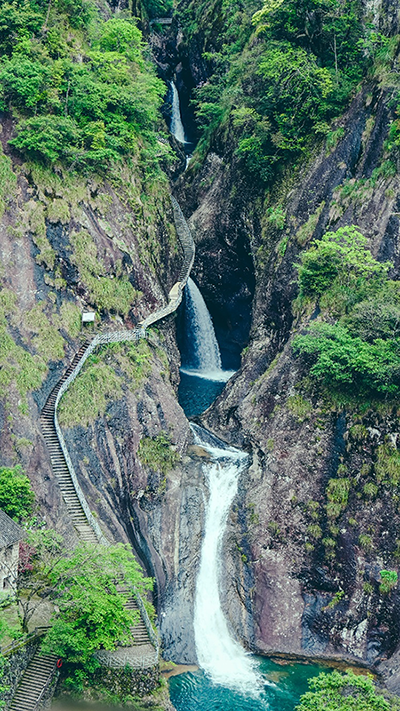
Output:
[178, 371, 227, 418]
[169, 658, 329, 711]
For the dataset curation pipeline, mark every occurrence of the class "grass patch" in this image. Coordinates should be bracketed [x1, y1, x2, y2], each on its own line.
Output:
[70, 229, 141, 315]
[307, 524, 322, 539]
[375, 442, 400, 486]
[108, 341, 152, 389]
[359, 533, 374, 552]
[138, 433, 179, 474]
[58, 359, 122, 427]
[0, 287, 47, 404]
[326, 477, 350, 519]
[379, 570, 398, 594]
[295, 202, 325, 246]
[46, 198, 70, 224]
[25, 200, 56, 270]
[0, 144, 17, 219]
[286, 393, 312, 421]
[24, 302, 65, 361]
[59, 302, 82, 339]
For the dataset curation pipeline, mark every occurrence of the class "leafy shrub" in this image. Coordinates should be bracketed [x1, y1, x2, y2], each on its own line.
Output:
[359, 534, 374, 552]
[138, 434, 179, 474]
[363, 581, 374, 595]
[0, 5, 166, 172]
[267, 204, 286, 229]
[286, 394, 312, 421]
[327, 478, 350, 511]
[188, 0, 367, 184]
[307, 524, 322, 540]
[380, 570, 398, 594]
[295, 670, 394, 711]
[141, 0, 173, 18]
[363, 482, 378, 499]
[294, 323, 400, 398]
[41, 542, 153, 681]
[293, 226, 400, 400]
[296, 226, 389, 300]
[375, 443, 400, 486]
[0, 466, 35, 521]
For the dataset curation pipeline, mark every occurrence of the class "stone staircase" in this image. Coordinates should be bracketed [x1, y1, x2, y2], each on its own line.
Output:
[7, 197, 195, 708]
[117, 585, 151, 647]
[40, 341, 98, 545]
[8, 651, 57, 711]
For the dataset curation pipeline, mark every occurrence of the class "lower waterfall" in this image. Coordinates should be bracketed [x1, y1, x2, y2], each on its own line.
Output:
[191, 424, 260, 692]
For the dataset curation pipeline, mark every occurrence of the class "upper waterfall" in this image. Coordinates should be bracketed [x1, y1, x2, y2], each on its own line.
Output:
[170, 80, 186, 144]
[180, 278, 233, 382]
[185, 277, 221, 372]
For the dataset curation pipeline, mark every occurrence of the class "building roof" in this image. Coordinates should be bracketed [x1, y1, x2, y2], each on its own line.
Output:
[0, 509, 23, 548]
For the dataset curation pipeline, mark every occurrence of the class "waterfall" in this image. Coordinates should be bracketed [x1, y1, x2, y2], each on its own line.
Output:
[182, 277, 221, 373]
[192, 424, 260, 693]
[170, 80, 186, 144]
[181, 278, 234, 382]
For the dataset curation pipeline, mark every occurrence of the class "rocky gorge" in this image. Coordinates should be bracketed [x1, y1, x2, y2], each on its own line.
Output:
[3, 0, 400, 708]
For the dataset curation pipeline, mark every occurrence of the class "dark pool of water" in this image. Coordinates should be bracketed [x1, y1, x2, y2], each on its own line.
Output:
[178, 371, 227, 418]
[169, 658, 329, 711]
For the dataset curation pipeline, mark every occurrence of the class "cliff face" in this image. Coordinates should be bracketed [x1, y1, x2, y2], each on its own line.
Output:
[169, 0, 400, 679]
[5, 0, 400, 689]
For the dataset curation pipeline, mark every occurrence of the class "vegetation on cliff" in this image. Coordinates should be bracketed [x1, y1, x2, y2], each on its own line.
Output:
[294, 226, 400, 400]
[0, 465, 35, 521]
[0, 475, 154, 694]
[0, 0, 167, 173]
[296, 671, 400, 711]
[180, 0, 381, 182]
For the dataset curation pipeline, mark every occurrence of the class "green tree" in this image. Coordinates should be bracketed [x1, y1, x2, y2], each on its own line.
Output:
[41, 542, 153, 677]
[0, 3, 166, 173]
[0, 465, 35, 521]
[296, 226, 390, 299]
[7, 528, 64, 633]
[295, 670, 393, 710]
[294, 323, 400, 397]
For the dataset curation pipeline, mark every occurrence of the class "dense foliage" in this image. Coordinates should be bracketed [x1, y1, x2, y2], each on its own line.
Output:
[182, 0, 370, 182]
[11, 531, 154, 681]
[142, 0, 173, 18]
[0, 0, 166, 172]
[296, 671, 397, 711]
[0, 465, 35, 521]
[294, 227, 400, 400]
[42, 542, 153, 681]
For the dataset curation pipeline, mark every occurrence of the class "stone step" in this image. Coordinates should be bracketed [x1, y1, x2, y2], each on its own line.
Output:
[9, 651, 57, 711]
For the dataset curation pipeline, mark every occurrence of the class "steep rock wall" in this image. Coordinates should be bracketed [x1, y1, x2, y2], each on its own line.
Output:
[174, 70, 400, 679]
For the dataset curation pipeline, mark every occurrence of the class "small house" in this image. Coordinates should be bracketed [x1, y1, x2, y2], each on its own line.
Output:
[0, 509, 23, 590]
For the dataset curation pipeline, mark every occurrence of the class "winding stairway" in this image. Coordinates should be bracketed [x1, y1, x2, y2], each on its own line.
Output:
[7, 198, 195, 710]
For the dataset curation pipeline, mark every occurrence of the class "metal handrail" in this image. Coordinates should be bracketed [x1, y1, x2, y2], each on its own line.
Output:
[34, 657, 58, 710]
[132, 585, 160, 654]
[1, 626, 50, 656]
[46, 196, 195, 662]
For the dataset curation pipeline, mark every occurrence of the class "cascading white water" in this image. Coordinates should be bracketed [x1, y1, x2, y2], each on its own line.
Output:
[185, 277, 220, 369]
[192, 424, 261, 693]
[181, 278, 234, 382]
[170, 80, 186, 144]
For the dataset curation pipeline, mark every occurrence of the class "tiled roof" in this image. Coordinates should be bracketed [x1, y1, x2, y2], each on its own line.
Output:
[0, 509, 23, 548]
